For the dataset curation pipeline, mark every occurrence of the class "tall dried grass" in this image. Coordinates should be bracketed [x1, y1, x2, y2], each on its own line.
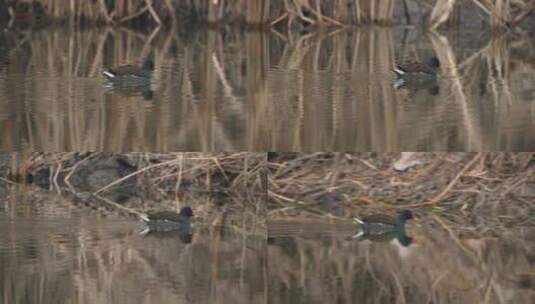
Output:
[428, 0, 533, 29]
[6, 0, 532, 29]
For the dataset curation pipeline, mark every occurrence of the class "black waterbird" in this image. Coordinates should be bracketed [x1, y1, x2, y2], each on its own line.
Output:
[103, 59, 154, 80]
[394, 57, 440, 77]
[352, 210, 414, 246]
[141, 206, 194, 233]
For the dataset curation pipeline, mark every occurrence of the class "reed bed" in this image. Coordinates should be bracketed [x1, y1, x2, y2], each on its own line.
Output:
[4, 0, 533, 29]
[429, 0, 535, 30]
[2, 152, 266, 225]
[7, 0, 176, 25]
[6, 152, 265, 192]
[5, 0, 396, 26]
[268, 152, 534, 225]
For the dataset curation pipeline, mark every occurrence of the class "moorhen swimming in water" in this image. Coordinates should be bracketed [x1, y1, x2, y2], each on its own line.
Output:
[141, 206, 194, 233]
[103, 59, 154, 80]
[394, 57, 440, 78]
[352, 210, 414, 246]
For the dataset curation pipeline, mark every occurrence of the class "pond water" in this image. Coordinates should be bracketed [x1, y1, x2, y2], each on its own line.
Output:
[0, 186, 266, 304]
[1, 27, 534, 151]
[268, 219, 535, 304]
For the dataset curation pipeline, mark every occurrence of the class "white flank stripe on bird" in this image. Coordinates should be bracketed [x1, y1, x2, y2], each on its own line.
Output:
[103, 71, 115, 78]
[353, 217, 364, 224]
[393, 67, 405, 75]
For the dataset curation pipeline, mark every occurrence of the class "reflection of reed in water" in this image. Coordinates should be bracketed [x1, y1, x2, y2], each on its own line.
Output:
[267, 153, 535, 302]
[267, 28, 400, 151]
[266, 28, 535, 151]
[268, 219, 534, 304]
[0, 172, 267, 304]
[1, 27, 535, 151]
[102, 79, 154, 100]
[0, 27, 266, 151]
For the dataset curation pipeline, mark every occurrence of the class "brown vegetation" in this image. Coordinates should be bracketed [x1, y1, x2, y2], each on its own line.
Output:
[268, 152, 534, 224]
[268, 216, 534, 303]
[267, 152, 534, 303]
[264, 29, 535, 150]
[2, 152, 266, 224]
[2, 27, 534, 151]
[0, 152, 267, 303]
[4, 0, 533, 29]
[0, 27, 273, 151]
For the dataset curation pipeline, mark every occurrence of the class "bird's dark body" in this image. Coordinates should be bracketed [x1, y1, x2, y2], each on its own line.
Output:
[353, 210, 414, 246]
[394, 57, 440, 78]
[396, 62, 435, 75]
[147, 211, 187, 222]
[143, 207, 193, 233]
[103, 59, 154, 80]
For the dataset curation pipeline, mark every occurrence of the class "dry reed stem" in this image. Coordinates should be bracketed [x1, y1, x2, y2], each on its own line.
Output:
[119, 5, 149, 23]
[429, 0, 457, 29]
[12, 0, 533, 29]
[64, 154, 97, 189]
[429, 32, 484, 150]
[144, 0, 161, 24]
[0, 177, 17, 185]
[97, 0, 113, 23]
[432, 214, 478, 262]
[93, 158, 179, 194]
[93, 192, 148, 220]
[174, 153, 184, 206]
[404, 153, 482, 208]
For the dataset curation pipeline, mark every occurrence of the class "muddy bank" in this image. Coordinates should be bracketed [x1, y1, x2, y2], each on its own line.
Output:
[2, 152, 265, 192]
[267, 152, 534, 304]
[1, 152, 266, 227]
[268, 153, 534, 233]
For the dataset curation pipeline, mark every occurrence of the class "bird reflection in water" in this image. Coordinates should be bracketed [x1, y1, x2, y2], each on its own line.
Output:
[103, 80, 154, 101]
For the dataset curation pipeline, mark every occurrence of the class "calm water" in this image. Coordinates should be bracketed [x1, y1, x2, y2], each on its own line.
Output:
[268, 220, 535, 304]
[0, 27, 534, 151]
[0, 187, 266, 304]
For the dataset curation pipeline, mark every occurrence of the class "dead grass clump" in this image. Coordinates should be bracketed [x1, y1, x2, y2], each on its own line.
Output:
[268, 152, 534, 230]
[2, 152, 267, 229]
[18, 152, 266, 194]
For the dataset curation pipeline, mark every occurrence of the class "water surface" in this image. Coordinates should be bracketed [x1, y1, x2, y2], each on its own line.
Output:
[0, 186, 266, 304]
[268, 219, 535, 304]
[0, 27, 534, 151]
